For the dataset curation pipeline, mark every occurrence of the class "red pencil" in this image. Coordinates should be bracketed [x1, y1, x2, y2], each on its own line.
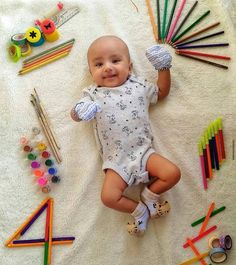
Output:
[176, 49, 231, 60]
[217, 118, 226, 159]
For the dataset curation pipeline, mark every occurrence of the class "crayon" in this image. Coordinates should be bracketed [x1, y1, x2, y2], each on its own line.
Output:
[191, 206, 226, 227]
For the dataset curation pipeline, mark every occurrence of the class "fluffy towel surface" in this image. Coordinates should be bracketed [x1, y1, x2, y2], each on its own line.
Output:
[0, 0, 236, 264]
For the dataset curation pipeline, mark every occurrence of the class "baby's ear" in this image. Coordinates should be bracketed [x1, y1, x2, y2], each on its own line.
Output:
[129, 62, 133, 73]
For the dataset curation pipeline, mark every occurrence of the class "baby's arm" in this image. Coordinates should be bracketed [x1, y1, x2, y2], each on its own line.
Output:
[71, 97, 102, 122]
[146, 45, 172, 100]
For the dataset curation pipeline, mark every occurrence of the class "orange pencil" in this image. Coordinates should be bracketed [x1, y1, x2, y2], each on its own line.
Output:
[145, 0, 158, 42]
[5, 197, 50, 246]
[199, 202, 215, 235]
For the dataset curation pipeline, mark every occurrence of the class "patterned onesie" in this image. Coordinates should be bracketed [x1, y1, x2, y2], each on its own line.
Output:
[81, 75, 158, 186]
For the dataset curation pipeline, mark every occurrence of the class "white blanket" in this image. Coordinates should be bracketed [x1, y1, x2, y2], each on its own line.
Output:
[0, 0, 236, 264]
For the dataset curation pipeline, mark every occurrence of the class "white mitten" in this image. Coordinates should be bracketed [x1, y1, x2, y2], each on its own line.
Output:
[74, 101, 101, 121]
[146, 45, 172, 71]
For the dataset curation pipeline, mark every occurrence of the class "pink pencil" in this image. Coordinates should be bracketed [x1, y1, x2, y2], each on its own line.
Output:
[198, 141, 207, 190]
[167, 0, 187, 42]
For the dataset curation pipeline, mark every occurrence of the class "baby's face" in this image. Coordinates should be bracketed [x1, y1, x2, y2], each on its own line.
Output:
[88, 38, 132, 87]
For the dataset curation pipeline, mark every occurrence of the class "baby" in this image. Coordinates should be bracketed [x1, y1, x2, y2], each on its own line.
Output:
[71, 35, 181, 236]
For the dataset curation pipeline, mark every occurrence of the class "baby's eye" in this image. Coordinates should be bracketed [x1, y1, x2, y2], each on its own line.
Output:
[95, 62, 103, 67]
[112, 59, 121, 64]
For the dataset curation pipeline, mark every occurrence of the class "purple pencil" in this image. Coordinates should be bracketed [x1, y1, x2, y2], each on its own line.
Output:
[13, 237, 75, 244]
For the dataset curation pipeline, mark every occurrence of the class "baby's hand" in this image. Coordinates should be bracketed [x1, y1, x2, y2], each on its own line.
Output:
[73, 101, 102, 121]
[145, 45, 172, 71]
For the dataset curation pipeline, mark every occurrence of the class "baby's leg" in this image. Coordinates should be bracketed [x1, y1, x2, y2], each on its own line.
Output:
[101, 169, 149, 235]
[141, 153, 181, 218]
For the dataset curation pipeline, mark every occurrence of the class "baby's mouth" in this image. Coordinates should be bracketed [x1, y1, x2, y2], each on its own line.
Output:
[104, 74, 116, 79]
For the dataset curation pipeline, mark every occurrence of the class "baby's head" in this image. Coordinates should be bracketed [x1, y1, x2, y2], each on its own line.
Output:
[87, 35, 133, 87]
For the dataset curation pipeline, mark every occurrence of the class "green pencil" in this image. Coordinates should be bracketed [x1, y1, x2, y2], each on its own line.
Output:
[191, 206, 226, 227]
[156, 0, 162, 41]
[165, 0, 178, 39]
[161, 0, 169, 40]
[172, 10, 210, 42]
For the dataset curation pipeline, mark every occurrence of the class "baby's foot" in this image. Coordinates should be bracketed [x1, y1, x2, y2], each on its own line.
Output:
[127, 221, 145, 236]
[150, 200, 170, 218]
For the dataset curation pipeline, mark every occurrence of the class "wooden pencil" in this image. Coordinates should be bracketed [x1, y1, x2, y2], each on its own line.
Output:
[146, 0, 158, 42]
[165, 0, 178, 39]
[176, 52, 228, 69]
[5, 197, 50, 246]
[156, 0, 161, 41]
[166, 0, 187, 42]
[176, 49, 230, 60]
[172, 10, 211, 42]
[161, 0, 169, 40]
[176, 43, 229, 49]
[171, 1, 198, 41]
[23, 44, 73, 68]
[175, 30, 224, 47]
[173, 21, 220, 45]
[23, 38, 75, 64]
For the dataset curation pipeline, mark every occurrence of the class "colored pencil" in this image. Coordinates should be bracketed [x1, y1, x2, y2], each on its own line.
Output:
[211, 123, 221, 167]
[44, 241, 49, 265]
[183, 225, 217, 248]
[175, 30, 225, 47]
[172, 10, 211, 42]
[217, 117, 226, 159]
[176, 53, 228, 70]
[23, 39, 75, 63]
[167, 0, 187, 42]
[171, 1, 198, 41]
[202, 137, 209, 179]
[186, 238, 207, 265]
[164, 0, 178, 39]
[173, 22, 220, 45]
[5, 197, 50, 247]
[191, 206, 225, 227]
[180, 251, 209, 265]
[8, 240, 74, 248]
[23, 45, 73, 68]
[13, 237, 75, 244]
[176, 50, 230, 60]
[198, 141, 207, 189]
[20, 203, 48, 236]
[146, 0, 158, 42]
[213, 121, 222, 165]
[204, 132, 213, 179]
[161, 0, 169, 40]
[156, 0, 161, 41]
[207, 127, 215, 170]
[199, 202, 215, 234]
[19, 52, 70, 75]
[48, 199, 54, 264]
[176, 43, 229, 49]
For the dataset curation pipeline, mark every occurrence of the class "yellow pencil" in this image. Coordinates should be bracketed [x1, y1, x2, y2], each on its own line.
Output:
[48, 198, 54, 264]
[5, 197, 50, 246]
[18, 52, 69, 75]
[145, 0, 158, 42]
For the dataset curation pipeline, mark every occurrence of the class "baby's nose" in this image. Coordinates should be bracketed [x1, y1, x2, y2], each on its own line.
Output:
[104, 62, 112, 71]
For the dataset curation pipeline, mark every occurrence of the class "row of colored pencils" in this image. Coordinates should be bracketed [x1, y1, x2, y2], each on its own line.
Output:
[18, 38, 75, 75]
[5, 197, 75, 264]
[145, 1, 230, 69]
[198, 117, 226, 190]
[31, 88, 62, 163]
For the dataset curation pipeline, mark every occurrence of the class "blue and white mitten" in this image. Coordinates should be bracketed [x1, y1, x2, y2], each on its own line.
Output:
[74, 100, 102, 121]
[145, 45, 172, 71]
